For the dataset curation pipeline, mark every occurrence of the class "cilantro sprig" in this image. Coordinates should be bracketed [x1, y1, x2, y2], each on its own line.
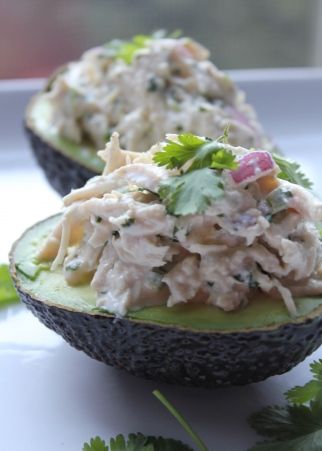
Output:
[0, 263, 19, 309]
[154, 132, 237, 172]
[272, 154, 313, 189]
[154, 133, 237, 216]
[83, 361, 322, 451]
[83, 390, 207, 451]
[249, 360, 322, 451]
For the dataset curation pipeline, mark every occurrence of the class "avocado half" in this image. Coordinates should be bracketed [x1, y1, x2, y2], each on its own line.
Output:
[10, 215, 322, 388]
[25, 91, 103, 196]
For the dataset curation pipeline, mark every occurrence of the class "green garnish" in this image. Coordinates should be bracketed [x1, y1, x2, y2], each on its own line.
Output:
[83, 433, 192, 450]
[154, 134, 205, 170]
[266, 188, 293, 215]
[107, 34, 151, 64]
[83, 390, 206, 450]
[272, 154, 313, 189]
[147, 77, 160, 92]
[249, 359, 322, 450]
[286, 360, 322, 405]
[65, 261, 81, 271]
[16, 260, 50, 281]
[122, 218, 135, 227]
[83, 436, 108, 451]
[159, 168, 224, 216]
[234, 272, 258, 289]
[153, 132, 236, 216]
[104, 31, 181, 65]
[83, 361, 322, 450]
[0, 264, 19, 309]
[153, 133, 238, 172]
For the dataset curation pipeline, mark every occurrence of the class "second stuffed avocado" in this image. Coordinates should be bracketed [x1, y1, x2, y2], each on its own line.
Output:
[25, 32, 273, 196]
[11, 133, 322, 387]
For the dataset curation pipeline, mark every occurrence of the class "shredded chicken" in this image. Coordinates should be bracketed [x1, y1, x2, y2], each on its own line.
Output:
[43, 36, 273, 152]
[40, 134, 322, 316]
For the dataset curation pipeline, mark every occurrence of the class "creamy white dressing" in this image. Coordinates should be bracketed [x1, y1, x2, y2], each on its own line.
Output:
[43, 36, 273, 152]
[39, 134, 322, 316]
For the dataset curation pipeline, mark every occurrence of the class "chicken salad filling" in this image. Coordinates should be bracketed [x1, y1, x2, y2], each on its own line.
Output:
[39, 132, 322, 317]
[43, 33, 272, 152]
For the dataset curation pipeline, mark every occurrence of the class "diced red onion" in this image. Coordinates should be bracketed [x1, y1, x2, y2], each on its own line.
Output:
[230, 151, 275, 185]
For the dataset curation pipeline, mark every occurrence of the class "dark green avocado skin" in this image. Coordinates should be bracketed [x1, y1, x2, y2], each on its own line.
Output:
[16, 285, 322, 388]
[25, 124, 97, 196]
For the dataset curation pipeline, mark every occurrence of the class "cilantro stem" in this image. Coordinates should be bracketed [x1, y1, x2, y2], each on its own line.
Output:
[153, 390, 209, 451]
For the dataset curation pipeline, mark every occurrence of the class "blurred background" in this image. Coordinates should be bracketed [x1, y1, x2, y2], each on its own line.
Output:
[1, 0, 322, 79]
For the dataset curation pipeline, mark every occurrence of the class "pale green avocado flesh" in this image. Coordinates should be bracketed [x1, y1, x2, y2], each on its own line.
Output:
[13, 215, 322, 332]
[28, 96, 104, 173]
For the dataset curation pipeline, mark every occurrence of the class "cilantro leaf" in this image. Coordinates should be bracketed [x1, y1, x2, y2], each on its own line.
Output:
[176, 133, 206, 148]
[273, 154, 313, 189]
[83, 434, 192, 451]
[104, 35, 151, 64]
[249, 361, 322, 451]
[144, 436, 193, 450]
[115, 35, 151, 64]
[210, 149, 238, 170]
[125, 434, 193, 450]
[104, 31, 180, 65]
[154, 133, 238, 172]
[110, 433, 152, 451]
[0, 263, 19, 309]
[83, 436, 108, 451]
[153, 134, 206, 169]
[310, 391, 322, 420]
[310, 360, 322, 381]
[286, 381, 322, 405]
[249, 403, 322, 451]
[249, 431, 322, 451]
[159, 168, 224, 216]
[189, 144, 237, 172]
[286, 360, 322, 404]
[249, 405, 320, 442]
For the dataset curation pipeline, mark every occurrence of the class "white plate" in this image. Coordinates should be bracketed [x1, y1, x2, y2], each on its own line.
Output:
[1, 69, 322, 451]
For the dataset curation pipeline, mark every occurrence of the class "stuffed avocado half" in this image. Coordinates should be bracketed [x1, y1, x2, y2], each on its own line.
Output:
[10, 133, 322, 387]
[25, 32, 273, 196]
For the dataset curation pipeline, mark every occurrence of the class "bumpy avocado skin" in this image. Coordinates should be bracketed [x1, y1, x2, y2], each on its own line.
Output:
[25, 125, 97, 196]
[15, 284, 322, 387]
